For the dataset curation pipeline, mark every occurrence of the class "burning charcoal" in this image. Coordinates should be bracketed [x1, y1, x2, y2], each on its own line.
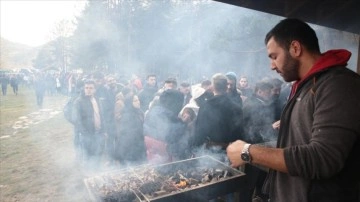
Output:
[100, 190, 136, 202]
[201, 173, 213, 183]
[139, 181, 162, 195]
[175, 179, 188, 189]
[134, 168, 160, 183]
[188, 178, 200, 185]
[161, 181, 178, 192]
[188, 171, 202, 181]
[85, 156, 245, 201]
[176, 171, 187, 180]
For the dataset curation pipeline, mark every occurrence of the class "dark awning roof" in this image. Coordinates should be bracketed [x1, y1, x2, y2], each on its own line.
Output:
[214, 0, 360, 34]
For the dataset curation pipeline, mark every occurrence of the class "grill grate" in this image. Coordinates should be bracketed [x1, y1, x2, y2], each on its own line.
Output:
[84, 156, 246, 202]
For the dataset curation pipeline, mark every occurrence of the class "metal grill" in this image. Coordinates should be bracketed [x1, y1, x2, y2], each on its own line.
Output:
[84, 156, 246, 202]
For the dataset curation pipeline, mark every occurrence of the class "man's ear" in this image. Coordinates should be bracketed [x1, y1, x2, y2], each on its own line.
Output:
[290, 40, 301, 57]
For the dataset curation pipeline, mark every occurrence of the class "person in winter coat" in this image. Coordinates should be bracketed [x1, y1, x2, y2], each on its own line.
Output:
[73, 80, 106, 166]
[116, 94, 147, 167]
[10, 75, 19, 95]
[243, 81, 277, 144]
[225, 72, 243, 108]
[143, 89, 186, 163]
[227, 18, 360, 202]
[0, 75, 9, 95]
[192, 73, 244, 151]
[138, 74, 158, 112]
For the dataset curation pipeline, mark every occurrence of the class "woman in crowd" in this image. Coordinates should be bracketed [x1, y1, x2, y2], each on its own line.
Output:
[116, 94, 147, 167]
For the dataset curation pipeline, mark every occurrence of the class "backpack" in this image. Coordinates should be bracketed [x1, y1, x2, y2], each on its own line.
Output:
[63, 97, 76, 124]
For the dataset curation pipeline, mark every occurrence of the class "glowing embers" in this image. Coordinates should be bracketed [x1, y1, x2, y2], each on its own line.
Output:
[85, 170, 142, 202]
[84, 156, 245, 202]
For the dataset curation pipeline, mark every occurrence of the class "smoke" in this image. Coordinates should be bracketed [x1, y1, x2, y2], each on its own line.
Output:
[70, 0, 286, 81]
[5, 1, 358, 201]
[70, 0, 359, 84]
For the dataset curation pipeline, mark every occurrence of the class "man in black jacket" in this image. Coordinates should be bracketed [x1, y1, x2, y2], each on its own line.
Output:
[74, 79, 106, 167]
[138, 74, 158, 112]
[193, 73, 244, 151]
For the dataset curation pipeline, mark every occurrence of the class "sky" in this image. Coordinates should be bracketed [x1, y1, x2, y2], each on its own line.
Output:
[0, 0, 87, 47]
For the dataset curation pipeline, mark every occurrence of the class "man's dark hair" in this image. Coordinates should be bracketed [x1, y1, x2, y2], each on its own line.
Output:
[254, 81, 273, 93]
[265, 18, 320, 53]
[146, 74, 156, 80]
[201, 79, 211, 88]
[180, 82, 190, 88]
[84, 79, 96, 85]
[160, 89, 184, 115]
[164, 77, 177, 88]
[269, 78, 283, 88]
[225, 74, 237, 82]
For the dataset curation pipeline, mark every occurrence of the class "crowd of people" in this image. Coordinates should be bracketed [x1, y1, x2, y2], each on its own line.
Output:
[0, 71, 84, 107]
[0, 73, 20, 96]
[2, 18, 358, 202]
[68, 18, 360, 202]
[63, 67, 288, 201]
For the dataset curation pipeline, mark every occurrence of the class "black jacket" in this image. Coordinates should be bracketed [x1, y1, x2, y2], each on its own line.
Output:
[74, 95, 105, 136]
[192, 94, 244, 147]
[243, 95, 276, 143]
[138, 85, 158, 112]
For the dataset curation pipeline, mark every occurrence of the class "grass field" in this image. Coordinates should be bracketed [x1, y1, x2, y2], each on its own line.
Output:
[0, 86, 91, 202]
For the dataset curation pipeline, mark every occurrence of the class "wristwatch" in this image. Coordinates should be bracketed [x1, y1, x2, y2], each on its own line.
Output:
[241, 143, 252, 163]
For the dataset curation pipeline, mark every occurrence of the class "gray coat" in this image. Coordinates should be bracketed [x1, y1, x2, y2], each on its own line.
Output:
[267, 67, 360, 202]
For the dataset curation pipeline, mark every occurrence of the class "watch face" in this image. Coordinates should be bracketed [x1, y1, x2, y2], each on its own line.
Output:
[241, 153, 250, 162]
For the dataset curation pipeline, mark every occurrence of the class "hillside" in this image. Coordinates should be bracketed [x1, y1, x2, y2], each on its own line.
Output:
[0, 38, 39, 70]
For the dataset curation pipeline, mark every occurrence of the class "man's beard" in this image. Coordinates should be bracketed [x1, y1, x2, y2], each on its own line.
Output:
[281, 52, 300, 82]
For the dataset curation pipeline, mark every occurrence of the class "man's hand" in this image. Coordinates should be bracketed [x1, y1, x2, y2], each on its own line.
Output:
[272, 120, 280, 130]
[226, 140, 247, 167]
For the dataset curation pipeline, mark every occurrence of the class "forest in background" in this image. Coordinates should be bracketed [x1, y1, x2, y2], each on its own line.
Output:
[1, 0, 358, 81]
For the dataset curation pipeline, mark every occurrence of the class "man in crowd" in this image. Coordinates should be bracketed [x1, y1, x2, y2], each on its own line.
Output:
[192, 73, 244, 202]
[192, 73, 244, 152]
[242, 80, 276, 201]
[1, 74, 9, 95]
[227, 18, 360, 201]
[10, 75, 19, 95]
[243, 81, 275, 143]
[267, 78, 284, 121]
[74, 79, 106, 167]
[225, 72, 243, 108]
[163, 77, 177, 90]
[238, 76, 253, 98]
[92, 72, 116, 165]
[138, 74, 158, 112]
[179, 82, 192, 107]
